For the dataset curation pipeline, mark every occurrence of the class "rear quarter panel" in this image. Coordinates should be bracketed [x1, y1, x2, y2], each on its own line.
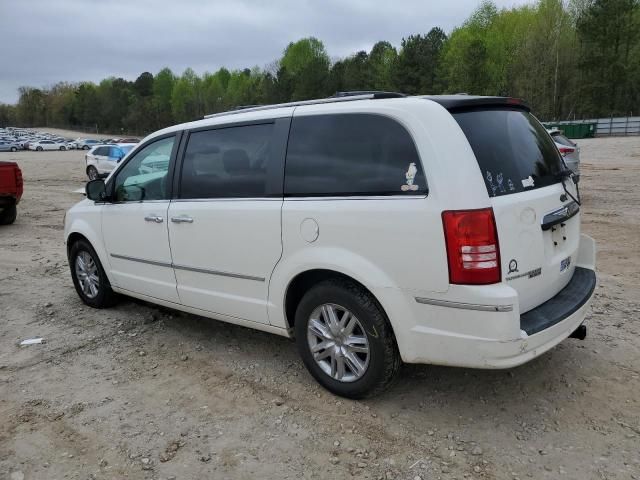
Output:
[268, 99, 493, 331]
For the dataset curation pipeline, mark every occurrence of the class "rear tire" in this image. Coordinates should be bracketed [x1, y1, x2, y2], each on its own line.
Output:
[83, 145, 90, 150]
[69, 239, 117, 308]
[36, 146, 43, 151]
[0, 205, 17, 225]
[60, 146, 66, 151]
[294, 278, 401, 399]
[87, 166, 99, 180]
[10, 147, 17, 152]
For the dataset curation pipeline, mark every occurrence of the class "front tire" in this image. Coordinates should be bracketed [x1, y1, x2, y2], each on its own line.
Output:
[36, 146, 43, 151]
[83, 145, 90, 150]
[10, 147, 17, 152]
[0, 205, 17, 225]
[69, 239, 117, 308]
[294, 279, 400, 399]
[60, 146, 66, 151]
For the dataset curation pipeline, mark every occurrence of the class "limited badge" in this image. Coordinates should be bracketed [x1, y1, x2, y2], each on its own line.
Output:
[401, 162, 419, 191]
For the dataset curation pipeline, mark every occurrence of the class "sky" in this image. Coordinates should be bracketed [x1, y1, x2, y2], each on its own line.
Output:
[0, 0, 532, 104]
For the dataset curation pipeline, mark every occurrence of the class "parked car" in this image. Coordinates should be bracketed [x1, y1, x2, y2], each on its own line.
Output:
[0, 141, 20, 152]
[85, 143, 136, 180]
[65, 93, 596, 398]
[28, 140, 69, 151]
[74, 139, 101, 150]
[0, 161, 23, 224]
[548, 128, 581, 175]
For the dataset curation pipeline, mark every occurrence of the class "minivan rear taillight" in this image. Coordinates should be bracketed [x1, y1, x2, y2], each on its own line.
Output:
[442, 208, 501, 285]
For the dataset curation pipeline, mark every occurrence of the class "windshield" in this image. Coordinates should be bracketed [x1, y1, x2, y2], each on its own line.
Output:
[453, 109, 564, 197]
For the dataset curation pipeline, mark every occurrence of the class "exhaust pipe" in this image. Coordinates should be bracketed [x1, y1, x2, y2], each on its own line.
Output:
[569, 324, 587, 340]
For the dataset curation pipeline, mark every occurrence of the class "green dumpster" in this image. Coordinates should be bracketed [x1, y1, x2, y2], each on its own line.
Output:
[543, 122, 596, 139]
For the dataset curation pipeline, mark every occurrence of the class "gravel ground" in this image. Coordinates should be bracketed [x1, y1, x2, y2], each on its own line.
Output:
[0, 135, 639, 480]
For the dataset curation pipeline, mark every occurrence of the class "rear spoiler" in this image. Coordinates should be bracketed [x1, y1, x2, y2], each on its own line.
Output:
[421, 95, 530, 113]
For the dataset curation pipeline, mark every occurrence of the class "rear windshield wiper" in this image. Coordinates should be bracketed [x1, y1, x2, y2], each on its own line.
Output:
[556, 169, 581, 206]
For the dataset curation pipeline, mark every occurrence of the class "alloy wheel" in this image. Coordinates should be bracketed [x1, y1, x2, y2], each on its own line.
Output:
[307, 303, 370, 382]
[75, 251, 99, 299]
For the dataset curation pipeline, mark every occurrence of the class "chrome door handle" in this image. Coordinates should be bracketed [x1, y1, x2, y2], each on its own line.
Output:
[144, 215, 164, 223]
[171, 216, 194, 224]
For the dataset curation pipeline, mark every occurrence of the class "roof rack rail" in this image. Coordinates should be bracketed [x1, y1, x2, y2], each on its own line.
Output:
[332, 91, 406, 99]
[204, 91, 406, 119]
[230, 104, 262, 111]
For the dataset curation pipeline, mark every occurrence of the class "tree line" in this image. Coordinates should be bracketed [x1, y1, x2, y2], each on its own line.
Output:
[1, 0, 638, 135]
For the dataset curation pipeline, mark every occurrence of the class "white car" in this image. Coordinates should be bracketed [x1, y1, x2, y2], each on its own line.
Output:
[85, 143, 136, 180]
[29, 140, 69, 151]
[64, 93, 596, 398]
[73, 138, 102, 150]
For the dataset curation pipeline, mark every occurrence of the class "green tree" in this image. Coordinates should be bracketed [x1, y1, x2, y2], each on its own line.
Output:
[153, 67, 176, 128]
[369, 41, 398, 91]
[577, 0, 640, 116]
[280, 37, 330, 99]
[171, 68, 204, 122]
[395, 28, 447, 94]
[134, 72, 154, 97]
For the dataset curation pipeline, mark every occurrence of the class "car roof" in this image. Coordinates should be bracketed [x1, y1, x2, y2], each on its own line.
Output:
[146, 93, 529, 142]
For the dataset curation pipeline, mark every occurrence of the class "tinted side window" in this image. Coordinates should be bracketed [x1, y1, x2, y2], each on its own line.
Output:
[284, 114, 426, 196]
[180, 123, 274, 199]
[94, 147, 108, 156]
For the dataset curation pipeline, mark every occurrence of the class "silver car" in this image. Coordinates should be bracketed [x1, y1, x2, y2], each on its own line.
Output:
[549, 129, 580, 175]
[0, 140, 20, 152]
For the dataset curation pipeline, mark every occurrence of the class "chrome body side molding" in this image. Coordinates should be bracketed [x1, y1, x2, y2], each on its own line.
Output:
[415, 296, 514, 312]
[110, 254, 264, 282]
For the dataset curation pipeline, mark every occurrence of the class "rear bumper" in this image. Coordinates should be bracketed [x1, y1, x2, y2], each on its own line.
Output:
[394, 234, 597, 368]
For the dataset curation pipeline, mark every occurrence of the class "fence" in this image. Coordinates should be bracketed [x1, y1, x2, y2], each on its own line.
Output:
[550, 116, 640, 137]
[42, 124, 147, 137]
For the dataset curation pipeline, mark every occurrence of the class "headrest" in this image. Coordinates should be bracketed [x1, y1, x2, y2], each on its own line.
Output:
[223, 149, 250, 174]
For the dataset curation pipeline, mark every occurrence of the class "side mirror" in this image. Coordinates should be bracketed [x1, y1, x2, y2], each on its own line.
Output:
[86, 179, 106, 201]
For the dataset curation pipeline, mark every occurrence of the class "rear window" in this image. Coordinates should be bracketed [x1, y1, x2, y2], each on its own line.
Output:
[453, 109, 564, 197]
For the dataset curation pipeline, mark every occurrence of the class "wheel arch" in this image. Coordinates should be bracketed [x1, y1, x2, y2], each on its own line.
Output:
[65, 223, 114, 286]
[282, 268, 395, 339]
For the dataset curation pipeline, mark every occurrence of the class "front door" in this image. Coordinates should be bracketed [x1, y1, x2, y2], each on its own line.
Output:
[102, 134, 180, 302]
[167, 119, 289, 324]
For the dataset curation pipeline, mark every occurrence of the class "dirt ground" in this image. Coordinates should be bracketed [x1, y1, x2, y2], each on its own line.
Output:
[1, 133, 639, 480]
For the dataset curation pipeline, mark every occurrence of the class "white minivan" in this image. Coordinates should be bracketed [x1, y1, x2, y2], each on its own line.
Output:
[64, 93, 596, 398]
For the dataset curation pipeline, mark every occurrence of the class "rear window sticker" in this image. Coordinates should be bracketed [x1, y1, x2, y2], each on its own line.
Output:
[485, 171, 497, 196]
[496, 172, 506, 193]
[522, 175, 535, 188]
